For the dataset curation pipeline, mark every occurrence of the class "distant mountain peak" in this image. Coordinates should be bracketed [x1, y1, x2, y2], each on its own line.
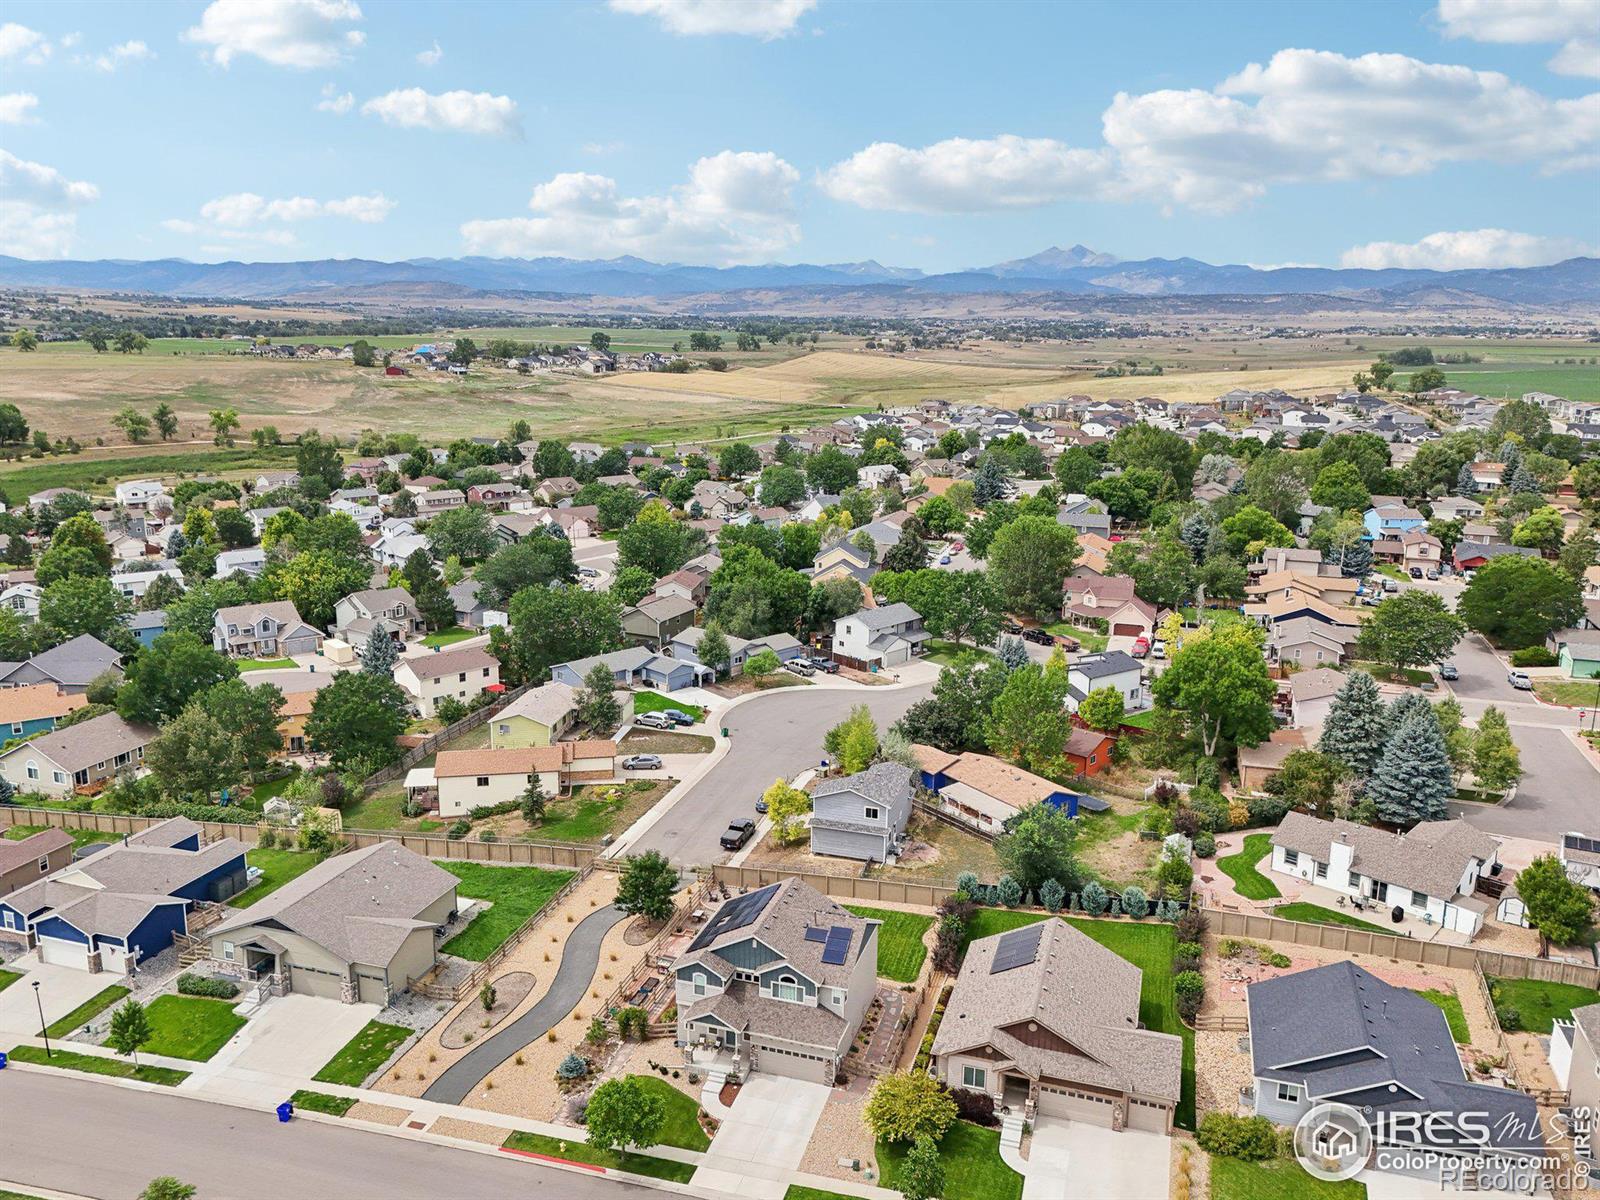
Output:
[984, 244, 1121, 276]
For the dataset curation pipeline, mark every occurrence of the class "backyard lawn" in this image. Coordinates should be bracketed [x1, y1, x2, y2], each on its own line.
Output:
[236, 657, 297, 672]
[531, 781, 669, 843]
[3, 824, 122, 849]
[45, 984, 130, 1037]
[421, 627, 478, 648]
[843, 905, 933, 983]
[1217, 833, 1280, 901]
[502, 1130, 696, 1183]
[1416, 989, 1470, 1043]
[1119, 709, 1159, 730]
[958, 909, 1196, 1128]
[627, 1074, 710, 1151]
[245, 770, 301, 806]
[341, 787, 407, 831]
[6, 1044, 189, 1086]
[141, 995, 248, 1061]
[230, 848, 322, 906]
[1271, 903, 1389, 934]
[438, 863, 575, 960]
[1487, 977, 1600, 1034]
[1209, 1155, 1366, 1199]
[878, 1120, 1021, 1200]
[632, 691, 705, 723]
[313, 1019, 413, 1086]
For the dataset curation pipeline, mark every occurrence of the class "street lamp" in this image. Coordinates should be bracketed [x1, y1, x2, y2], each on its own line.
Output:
[31, 980, 50, 1059]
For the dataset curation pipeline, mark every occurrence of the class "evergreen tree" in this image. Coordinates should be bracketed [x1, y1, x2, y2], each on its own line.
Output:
[1455, 463, 1477, 496]
[996, 635, 1029, 671]
[1387, 689, 1435, 731]
[1472, 705, 1522, 794]
[1366, 710, 1455, 825]
[972, 455, 1008, 506]
[1178, 511, 1212, 562]
[361, 625, 399, 675]
[1324, 537, 1372, 577]
[1509, 464, 1541, 495]
[1316, 671, 1389, 780]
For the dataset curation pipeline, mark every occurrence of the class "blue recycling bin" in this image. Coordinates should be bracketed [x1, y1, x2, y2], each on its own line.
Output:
[277, 1101, 294, 1123]
[0, 1050, 8, 1070]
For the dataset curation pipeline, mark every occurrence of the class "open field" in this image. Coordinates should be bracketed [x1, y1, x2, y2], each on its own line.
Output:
[0, 445, 298, 498]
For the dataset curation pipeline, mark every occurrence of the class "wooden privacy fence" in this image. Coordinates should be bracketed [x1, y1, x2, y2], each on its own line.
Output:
[0, 805, 267, 846]
[713, 863, 958, 909]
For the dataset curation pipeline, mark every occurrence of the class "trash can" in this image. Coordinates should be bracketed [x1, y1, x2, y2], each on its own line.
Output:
[0, 1050, 8, 1070]
[277, 1101, 294, 1123]
[721, 727, 729, 738]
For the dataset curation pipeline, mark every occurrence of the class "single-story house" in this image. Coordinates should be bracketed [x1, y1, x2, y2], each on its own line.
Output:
[448, 579, 505, 630]
[669, 626, 806, 675]
[1236, 730, 1307, 792]
[1558, 637, 1600, 679]
[0, 684, 87, 740]
[1452, 541, 1540, 572]
[1284, 667, 1347, 730]
[931, 917, 1182, 1132]
[810, 762, 914, 862]
[215, 546, 268, 580]
[488, 681, 581, 747]
[550, 646, 711, 692]
[1056, 496, 1113, 538]
[393, 644, 500, 717]
[208, 843, 457, 1004]
[0, 712, 157, 799]
[0, 635, 123, 694]
[912, 745, 1092, 833]
[0, 827, 73, 896]
[125, 609, 168, 649]
[432, 741, 617, 817]
[1063, 726, 1116, 777]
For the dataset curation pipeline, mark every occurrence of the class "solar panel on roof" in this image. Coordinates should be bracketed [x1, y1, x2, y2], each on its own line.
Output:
[821, 925, 853, 965]
[990, 923, 1044, 974]
[804, 927, 829, 943]
[686, 882, 781, 952]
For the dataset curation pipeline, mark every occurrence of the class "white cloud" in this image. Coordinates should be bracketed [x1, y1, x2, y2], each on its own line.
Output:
[59, 32, 81, 49]
[0, 150, 98, 258]
[90, 40, 153, 71]
[360, 88, 521, 137]
[416, 39, 442, 66]
[192, 191, 395, 226]
[317, 83, 354, 113]
[1340, 228, 1597, 270]
[819, 135, 1118, 213]
[582, 140, 626, 156]
[1438, 0, 1600, 78]
[184, 0, 364, 69]
[0, 22, 50, 64]
[321, 194, 397, 222]
[461, 150, 801, 264]
[0, 93, 39, 124]
[608, 0, 815, 38]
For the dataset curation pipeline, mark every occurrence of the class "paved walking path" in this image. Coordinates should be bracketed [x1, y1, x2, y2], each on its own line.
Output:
[423, 902, 629, 1104]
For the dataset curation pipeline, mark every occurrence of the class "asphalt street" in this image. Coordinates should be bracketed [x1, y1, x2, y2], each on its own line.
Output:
[629, 679, 932, 867]
[0, 1070, 646, 1200]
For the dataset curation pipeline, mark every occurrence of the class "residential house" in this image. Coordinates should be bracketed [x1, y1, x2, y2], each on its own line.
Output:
[212, 601, 323, 659]
[1245, 570, 1359, 609]
[415, 489, 466, 517]
[651, 567, 710, 608]
[0, 582, 41, 623]
[214, 546, 268, 580]
[372, 528, 431, 569]
[1559, 636, 1600, 679]
[672, 878, 880, 1085]
[550, 645, 711, 692]
[1066, 652, 1145, 715]
[1453, 541, 1540, 572]
[810, 541, 876, 589]
[0, 818, 247, 971]
[1064, 726, 1117, 778]
[549, 506, 599, 540]
[207, 843, 456, 1005]
[1363, 502, 1426, 541]
[1267, 616, 1356, 667]
[913, 745, 1094, 835]
[832, 603, 928, 668]
[931, 917, 1182, 1132]
[1243, 592, 1363, 634]
[465, 483, 526, 510]
[1059, 570, 1156, 639]
[255, 471, 300, 494]
[670, 626, 806, 676]
[0, 712, 156, 799]
[1249, 547, 1328, 579]
[1075, 532, 1115, 575]
[1284, 667, 1348, 730]
[113, 480, 166, 513]
[0, 635, 123, 694]
[110, 561, 183, 602]
[431, 742, 616, 816]
[1551, 1003, 1600, 1156]
[1268, 812, 1498, 937]
[1236, 730, 1308, 792]
[1559, 833, 1600, 892]
[1430, 495, 1484, 522]
[0, 828, 74, 897]
[1056, 496, 1113, 537]
[1398, 528, 1443, 574]
[809, 762, 914, 862]
[1249, 962, 1542, 1172]
[621, 594, 698, 649]
[1469, 461, 1507, 489]
[448, 579, 504, 630]
[124, 609, 168, 649]
[487, 681, 587, 747]
[533, 477, 581, 506]
[332, 587, 426, 645]
[0, 684, 86, 740]
[393, 644, 500, 717]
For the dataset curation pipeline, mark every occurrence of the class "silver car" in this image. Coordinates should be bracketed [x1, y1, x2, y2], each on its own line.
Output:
[621, 754, 663, 770]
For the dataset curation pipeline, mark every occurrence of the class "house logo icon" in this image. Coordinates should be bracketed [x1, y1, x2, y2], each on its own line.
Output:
[1294, 1102, 1373, 1182]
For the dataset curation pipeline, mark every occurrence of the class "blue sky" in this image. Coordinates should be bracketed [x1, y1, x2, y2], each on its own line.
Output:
[1, 0, 1597, 272]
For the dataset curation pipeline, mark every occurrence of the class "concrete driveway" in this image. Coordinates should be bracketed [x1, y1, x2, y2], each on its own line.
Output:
[1022, 1119, 1169, 1200]
[191, 993, 380, 1095]
[0, 952, 120, 1038]
[694, 1075, 830, 1200]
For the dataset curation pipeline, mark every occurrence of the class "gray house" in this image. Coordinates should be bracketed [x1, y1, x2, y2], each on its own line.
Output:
[212, 601, 324, 659]
[810, 762, 914, 862]
[670, 625, 806, 674]
[550, 645, 710, 692]
[1056, 496, 1113, 537]
[0, 635, 123, 694]
[1249, 962, 1543, 1173]
[331, 587, 426, 644]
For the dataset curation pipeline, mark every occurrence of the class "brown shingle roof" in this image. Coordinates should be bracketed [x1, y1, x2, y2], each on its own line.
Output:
[433, 739, 615, 779]
[0, 684, 86, 724]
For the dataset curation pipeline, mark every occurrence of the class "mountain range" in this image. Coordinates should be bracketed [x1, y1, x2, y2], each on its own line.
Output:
[1, 245, 1595, 307]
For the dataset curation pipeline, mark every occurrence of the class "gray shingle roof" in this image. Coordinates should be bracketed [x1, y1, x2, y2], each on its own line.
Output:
[0, 711, 155, 775]
[851, 602, 921, 630]
[4, 635, 122, 687]
[812, 762, 913, 808]
[1070, 650, 1141, 679]
[674, 877, 876, 990]
[1270, 812, 1497, 901]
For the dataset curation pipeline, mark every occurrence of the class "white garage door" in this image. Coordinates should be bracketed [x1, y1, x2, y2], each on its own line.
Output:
[38, 936, 91, 970]
[290, 963, 345, 999]
[1037, 1083, 1116, 1126]
[754, 1043, 831, 1084]
[1127, 1097, 1170, 1133]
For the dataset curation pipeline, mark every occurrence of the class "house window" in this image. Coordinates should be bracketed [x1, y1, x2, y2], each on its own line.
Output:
[692, 973, 707, 997]
[1315, 861, 1328, 880]
[1349, 872, 1362, 889]
[498, 724, 509, 735]
[1276, 1082, 1300, 1103]
[476, 776, 490, 787]
[52, 771, 65, 785]
[9, 723, 19, 735]
[25, 761, 38, 780]
[222, 941, 235, 960]
[773, 975, 802, 1003]
[1283, 850, 1299, 868]
[1089, 753, 1098, 765]
[1411, 890, 1428, 909]
[963, 1065, 987, 1090]
[864, 806, 880, 821]
[37, 856, 48, 873]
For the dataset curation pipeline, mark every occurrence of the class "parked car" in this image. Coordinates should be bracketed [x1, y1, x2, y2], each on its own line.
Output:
[1001, 620, 1023, 635]
[1362, 595, 1383, 607]
[1152, 640, 1167, 660]
[950, 541, 964, 552]
[1382, 577, 1400, 593]
[754, 797, 768, 814]
[578, 567, 601, 578]
[1438, 663, 1459, 680]
[1130, 637, 1150, 659]
[1022, 628, 1054, 646]
[621, 754, 663, 770]
[1408, 566, 1424, 579]
[1508, 671, 1533, 690]
[784, 660, 816, 676]
[938, 553, 952, 565]
[1425, 568, 1439, 581]
[1052, 634, 1080, 651]
[634, 711, 673, 730]
[809, 656, 839, 673]
[660, 708, 694, 727]
[720, 819, 757, 850]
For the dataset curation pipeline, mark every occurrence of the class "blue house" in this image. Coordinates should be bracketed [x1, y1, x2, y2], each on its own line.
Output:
[549, 645, 712, 693]
[124, 608, 168, 649]
[0, 817, 248, 971]
[0, 684, 89, 741]
[1362, 502, 1426, 540]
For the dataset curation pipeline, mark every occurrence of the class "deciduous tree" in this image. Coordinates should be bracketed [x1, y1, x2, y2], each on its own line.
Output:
[614, 850, 679, 922]
[1354, 590, 1465, 677]
[864, 1072, 957, 1145]
[987, 515, 1077, 620]
[1459, 556, 1582, 649]
[1151, 622, 1275, 758]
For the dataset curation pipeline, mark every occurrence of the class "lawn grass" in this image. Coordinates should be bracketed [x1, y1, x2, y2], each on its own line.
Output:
[245, 770, 300, 805]
[627, 1074, 710, 1151]
[1119, 709, 1160, 730]
[785, 1188, 859, 1200]
[1209, 1154, 1367, 1199]
[1416, 989, 1470, 1043]
[312, 1019, 413, 1086]
[438, 863, 576, 960]
[44, 984, 130, 1037]
[2, 824, 121, 848]
[5, 1043, 190, 1085]
[1271, 902, 1390, 933]
[631, 691, 705, 722]
[230, 848, 323, 907]
[141, 994, 248, 1061]
[1046, 622, 1109, 653]
[1534, 679, 1600, 707]
[501, 1130, 697, 1182]
[0, 446, 297, 498]
[959, 910, 1195, 1128]
[235, 657, 297, 672]
[1217, 833, 1281, 901]
[1486, 977, 1600, 1034]
[878, 1120, 1021, 1200]
[290, 1088, 357, 1116]
[531, 781, 668, 843]
[842, 906, 933, 983]
[924, 639, 996, 666]
[341, 786, 408, 831]
[421, 627, 478, 648]
[0, 969, 21, 993]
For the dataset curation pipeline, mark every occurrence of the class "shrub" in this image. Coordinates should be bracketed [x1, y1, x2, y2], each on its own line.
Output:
[1081, 880, 1109, 915]
[319, 773, 348, 810]
[1187, 787, 1232, 833]
[1174, 970, 1205, 1020]
[1193, 831, 1216, 859]
[177, 973, 239, 999]
[1510, 647, 1558, 667]
[1197, 1112, 1279, 1161]
[1175, 907, 1209, 943]
[1194, 758, 1221, 789]
[1121, 886, 1149, 918]
[864, 1071, 957, 1144]
[1176, 940, 1203, 961]
[948, 1086, 997, 1127]
[1171, 807, 1201, 838]
[995, 875, 1024, 907]
[933, 913, 965, 974]
[1497, 1005, 1523, 1032]
[556, 1053, 589, 1081]
[1246, 792, 1292, 827]
[1039, 878, 1065, 912]
[954, 871, 979, 898]
[446, 819, 470, 840]
[1156, 854, 1194, 897]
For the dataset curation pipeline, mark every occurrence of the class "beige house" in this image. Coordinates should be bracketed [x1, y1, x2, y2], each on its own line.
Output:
[931, 917, 1182, 1132]
[393, 644, 500, 717]
[1551, 1004, 1600, 1129]
[0, 828, 73, 896]
[0, 712, 156, 799]
[208, 843, 457, 1005]
[1237, 729, 1307, 792]
[432, 741, 617, 817]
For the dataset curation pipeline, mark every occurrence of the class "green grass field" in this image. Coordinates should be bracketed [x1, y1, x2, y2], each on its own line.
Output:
[420, 627, 478, 648]
[236, 657, 297, 672]
[290, 1088, 357, 1116]
[231, 848, 322, 906]
[44, 984, 130, 1037]
[0, 969, 21, 993]
[626, 1074, 710, 1151]
[0, 445, 297, 498]
[313, 1019, 413, 1086]
[843, 906, 933, 983]
[1487, 977, 1600, 1034]
[959, 909, 1195, 1128]
[1210, 1155, 1367, 1199]
[501, 1130, 697, 1182]
[1535, 679, 1600, 707]
[785, 1189, 858, 1200]
[140, 994, 248, 1061]
[1416, 989, 1470, 1043]
[3, 824, 121, 848]
[1397, 363, 1600, 404]
[1217, 833, 1281, 900]
[531, 780, 667, 843]
[878, 1120, 1021, 1200]
[1271, 902, 1389, 933]
[5, 1043, 189, 1086]
[438, 863, 576, 960]
[631, 691, 705, 722]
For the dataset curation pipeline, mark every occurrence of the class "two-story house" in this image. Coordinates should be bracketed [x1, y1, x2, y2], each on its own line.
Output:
[0, 711, 157, 799]
[1056, 496, 1113, 538]
[113, 479, 167, 513]
[1059, 569, 1156, 640]
[212, 601, 324, 659]
[1362, 502, 1426, 541]
[833, 603, 929, 668]
[672, 878, 880, 1085]
[392, 644, 500, 717]
[331, 588, 426, 645]
[809, 762, 914, 862]
[1066, 651, 1146, 715]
